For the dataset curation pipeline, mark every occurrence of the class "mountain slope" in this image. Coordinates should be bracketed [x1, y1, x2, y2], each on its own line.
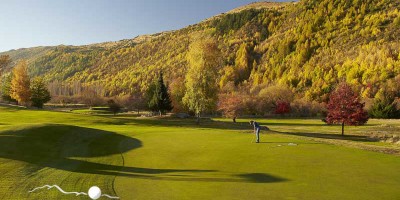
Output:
[1, 0, 399, 105]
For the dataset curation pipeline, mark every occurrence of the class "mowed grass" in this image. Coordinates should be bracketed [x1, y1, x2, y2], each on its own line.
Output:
[0, 106, 399, 200]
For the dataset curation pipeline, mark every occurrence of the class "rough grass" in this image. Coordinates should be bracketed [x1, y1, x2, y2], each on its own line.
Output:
[0, 106, 399, 199]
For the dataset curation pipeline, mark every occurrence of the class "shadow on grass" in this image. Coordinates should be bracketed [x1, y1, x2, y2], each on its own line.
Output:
[99, 115, 375, 132]
[0, 124, 287, 184]
[260, 122, 374, 127]
[96, 117, 253, 131]
[237, 173, 287, 183]
[272, 130, 377, 142]
[260, 122, 327, 126]
[257, 141, 320, 144]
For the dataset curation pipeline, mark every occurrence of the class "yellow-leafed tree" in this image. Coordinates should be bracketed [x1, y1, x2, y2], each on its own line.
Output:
[183, 36, 222, 124]
[11, 61, 31, 105]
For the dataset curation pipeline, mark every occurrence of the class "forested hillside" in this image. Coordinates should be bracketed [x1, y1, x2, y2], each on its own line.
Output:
[1, 0, 400, 116]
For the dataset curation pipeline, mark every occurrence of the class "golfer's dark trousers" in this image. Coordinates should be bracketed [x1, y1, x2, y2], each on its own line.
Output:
[256, 127, 260, 143]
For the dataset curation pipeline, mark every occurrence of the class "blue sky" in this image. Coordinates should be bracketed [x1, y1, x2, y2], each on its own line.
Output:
[0, 0, 289, 52]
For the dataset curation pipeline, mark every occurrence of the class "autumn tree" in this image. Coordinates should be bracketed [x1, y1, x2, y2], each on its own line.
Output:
[325, 82, 369, 135]
[183, 36, 222, 124]
[30, 77, 51, 108]
[10, 61, 31, 105]
[148, 72, 173, 115]
[218, 94, 245, 123]
[169, 76, 186, 112]
[235, 43, 251, 84]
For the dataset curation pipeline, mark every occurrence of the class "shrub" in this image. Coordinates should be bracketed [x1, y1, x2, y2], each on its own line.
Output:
[368, 100, 400, 119]
[291, 98, 326, 117]
[107, 99, 121, 115]
[275, 101, 291, 114]
[256, 84, 294, 115]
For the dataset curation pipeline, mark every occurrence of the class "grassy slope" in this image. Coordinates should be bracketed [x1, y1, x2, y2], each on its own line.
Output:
[0, 107, 399, 199]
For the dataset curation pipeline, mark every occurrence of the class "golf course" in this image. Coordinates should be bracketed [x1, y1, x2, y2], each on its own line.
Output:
[0, 106, 399, 200]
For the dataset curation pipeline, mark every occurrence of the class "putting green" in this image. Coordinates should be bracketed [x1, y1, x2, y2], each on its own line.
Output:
[0, 106, 399, 199]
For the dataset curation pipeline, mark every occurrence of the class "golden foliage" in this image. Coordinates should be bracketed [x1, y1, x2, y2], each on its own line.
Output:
[10, 61, 31, 105]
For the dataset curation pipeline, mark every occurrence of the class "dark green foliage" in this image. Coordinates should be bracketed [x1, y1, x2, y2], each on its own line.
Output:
[148, 72, 173, 115]
[107, 99, 121, 115]
[369, 100, 400, 119]
[30, 78, 51, 108]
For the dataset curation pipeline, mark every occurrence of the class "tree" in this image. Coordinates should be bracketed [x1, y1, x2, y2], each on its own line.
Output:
[218, 94, 245, 123]
[183, 36, 222, 124]
[131, 94, 147, 114]
[148, 72, 173, 116]
[169, 76, 187, 112]
[235, 43, 251, 84]
[30, 77, 51, 108]
[10, 61, 31, 105]
[325, 82, 369, 135]
[108, 99, 121, 115]
[1, 73, 16, 103]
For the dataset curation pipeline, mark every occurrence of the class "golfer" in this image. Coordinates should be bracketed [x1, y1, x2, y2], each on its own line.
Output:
[250, 120, 261, 143]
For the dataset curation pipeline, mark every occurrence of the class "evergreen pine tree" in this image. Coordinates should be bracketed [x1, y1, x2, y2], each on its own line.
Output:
[148, 72, 173, 115]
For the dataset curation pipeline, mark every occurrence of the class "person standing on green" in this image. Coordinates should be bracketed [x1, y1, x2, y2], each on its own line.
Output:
[250, 120, 261, 143]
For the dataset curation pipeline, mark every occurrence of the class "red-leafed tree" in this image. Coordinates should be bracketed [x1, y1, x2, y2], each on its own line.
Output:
[326, 82, 369, 136]
[275, 101, 291, 115]
[218, 94, 245, 123]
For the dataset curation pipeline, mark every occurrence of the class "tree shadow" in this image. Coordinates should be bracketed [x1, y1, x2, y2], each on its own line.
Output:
[236, 173, 287, 183]
[260, 122, 327, 127]
[0, 124, 287, 184]
[257, 141, 320, 144]
[272, 130, 377, 142]
[105, 117, 252, 131]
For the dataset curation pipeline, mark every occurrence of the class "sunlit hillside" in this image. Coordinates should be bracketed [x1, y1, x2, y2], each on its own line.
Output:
[1, 0, 399, 114]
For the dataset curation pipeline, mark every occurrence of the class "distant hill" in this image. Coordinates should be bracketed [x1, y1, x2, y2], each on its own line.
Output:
[1, 0, 399, 106]
[227, 1, 294, 13]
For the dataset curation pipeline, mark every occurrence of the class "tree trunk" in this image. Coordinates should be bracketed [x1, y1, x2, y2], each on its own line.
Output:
[196, 113, 200, 125]
[341, 122, 344, 136]
[159, 110, 162, 116]
[233, 117, 236, 123]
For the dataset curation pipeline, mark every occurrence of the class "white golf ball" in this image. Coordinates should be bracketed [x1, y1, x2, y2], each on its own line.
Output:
[88, 186, 101, 200]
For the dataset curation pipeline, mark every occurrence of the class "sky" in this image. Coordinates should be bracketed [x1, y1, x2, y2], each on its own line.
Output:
[0, 0, 289, 52]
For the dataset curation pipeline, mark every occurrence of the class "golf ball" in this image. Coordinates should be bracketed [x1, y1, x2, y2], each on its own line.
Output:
[88, 186, 101, 200]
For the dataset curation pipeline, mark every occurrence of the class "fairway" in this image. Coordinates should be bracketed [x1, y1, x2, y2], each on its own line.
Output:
[0, 106, 399, 200]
